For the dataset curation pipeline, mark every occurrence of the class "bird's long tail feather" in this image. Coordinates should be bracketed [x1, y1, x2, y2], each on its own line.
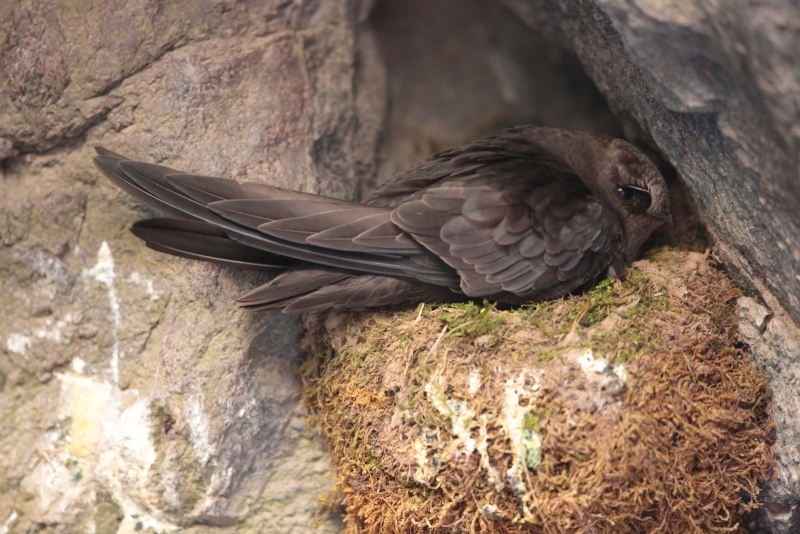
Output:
[93, 147, 423, 279]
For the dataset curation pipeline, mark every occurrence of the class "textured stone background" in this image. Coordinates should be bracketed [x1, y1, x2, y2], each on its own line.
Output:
[1, 0, 798, 533]
[0, 1, 374, 532]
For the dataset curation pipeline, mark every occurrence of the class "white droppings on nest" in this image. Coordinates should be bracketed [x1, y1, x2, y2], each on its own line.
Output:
[412, 431, 433, 485]
[414, 371, 502, 487]
[613, 362, 629, 385]
[467, 369, 481, 396]
[575, 348, 609, 375]
[475, 413, 504, 492]
[413, 369, 547, 498]
[569, 348, 629, 385]
[565, 349, 629, 407]
[480, 503, 498, 519]
[501, 371, 543, 514]
[424, 374, 477, 456]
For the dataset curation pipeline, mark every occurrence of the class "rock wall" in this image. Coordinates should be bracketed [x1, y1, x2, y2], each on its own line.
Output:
[0, 0, 377, 531]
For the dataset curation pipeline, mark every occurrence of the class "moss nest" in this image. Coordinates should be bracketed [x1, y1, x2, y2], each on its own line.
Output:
[300, 247, 774, 534]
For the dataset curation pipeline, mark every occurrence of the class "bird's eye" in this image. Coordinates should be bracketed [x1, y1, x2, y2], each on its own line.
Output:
[616, 186, 636, 201]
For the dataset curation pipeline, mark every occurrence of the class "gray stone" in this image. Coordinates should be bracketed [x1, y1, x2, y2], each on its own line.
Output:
[739, 297, 800, 534]
[0, 0, 372, 531]
[500, 0, 800, 326]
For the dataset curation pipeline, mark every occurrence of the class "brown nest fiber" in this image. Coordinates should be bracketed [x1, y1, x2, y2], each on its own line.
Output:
[300, 247, 774, 534]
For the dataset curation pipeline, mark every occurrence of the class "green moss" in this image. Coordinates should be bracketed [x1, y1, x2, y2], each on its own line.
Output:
[300, 247, 773, 534]
[523, 407, 553, 434]
[436, 301, 505, 338]
[394, 387, 417, 411]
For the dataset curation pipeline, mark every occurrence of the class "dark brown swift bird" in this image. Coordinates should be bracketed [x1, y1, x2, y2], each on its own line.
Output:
[94, 126, 672, 314]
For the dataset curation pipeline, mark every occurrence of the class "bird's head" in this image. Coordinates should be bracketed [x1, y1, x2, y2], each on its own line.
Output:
[597, 139, 673, 261]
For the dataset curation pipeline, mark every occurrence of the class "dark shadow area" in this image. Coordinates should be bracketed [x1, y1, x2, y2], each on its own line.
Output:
[366, 0, 623, 196]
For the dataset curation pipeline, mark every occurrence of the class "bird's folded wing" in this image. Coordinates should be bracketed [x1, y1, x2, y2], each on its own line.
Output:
[239, 269, 458, 314]
[93, 148, 454, 283]
[237, 267, 352, 309]
[391, 184, 622, 299]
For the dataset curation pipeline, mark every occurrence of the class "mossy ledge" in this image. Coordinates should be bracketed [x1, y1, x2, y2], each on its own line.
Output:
[300, 247, 774, 534]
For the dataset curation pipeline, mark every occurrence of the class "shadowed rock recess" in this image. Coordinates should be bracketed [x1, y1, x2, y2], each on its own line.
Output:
[0, 1, 796, 534]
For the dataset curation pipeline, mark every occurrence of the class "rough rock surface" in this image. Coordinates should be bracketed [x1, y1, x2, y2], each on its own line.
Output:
[739, 297, 800, 533]
[0, 0, 375, 531]
[368, 0, 620, 195]
[499, 1, 800, 531]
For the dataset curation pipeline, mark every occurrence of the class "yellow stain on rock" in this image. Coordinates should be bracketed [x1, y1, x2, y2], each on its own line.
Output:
[60, 374, 113, 459]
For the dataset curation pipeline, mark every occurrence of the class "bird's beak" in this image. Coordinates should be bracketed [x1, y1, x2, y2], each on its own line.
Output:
[660, 213, 675, 228]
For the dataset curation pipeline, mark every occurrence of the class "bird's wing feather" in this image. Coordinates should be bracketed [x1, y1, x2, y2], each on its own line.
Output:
[237, 267, 352, 309]
[391, 182, 622, 299]
[93, 124, 662, 313]
[366, 126, 579, 207]
[94, 148, 452, 282]
[242, 273, 458, 314]
[130, 218, 291, 270]
[94, 155, 190, 220]
[170, 173, 447, 283]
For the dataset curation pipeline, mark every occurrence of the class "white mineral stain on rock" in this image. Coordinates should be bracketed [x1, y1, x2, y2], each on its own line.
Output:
[185, 393, 213, 464]
[7, 314, 74, 360]
[28, 246, 68, 282]
[82, 242, 122, 383]
[71, 356, 86, 374]
[126, 271, 160, 301]
[6, 333, 31, 356]
[33, 314, 72, 344]
[62, 374, 109, 459]
[0, 510, 18, 534]
[26, 372, 180, 533]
